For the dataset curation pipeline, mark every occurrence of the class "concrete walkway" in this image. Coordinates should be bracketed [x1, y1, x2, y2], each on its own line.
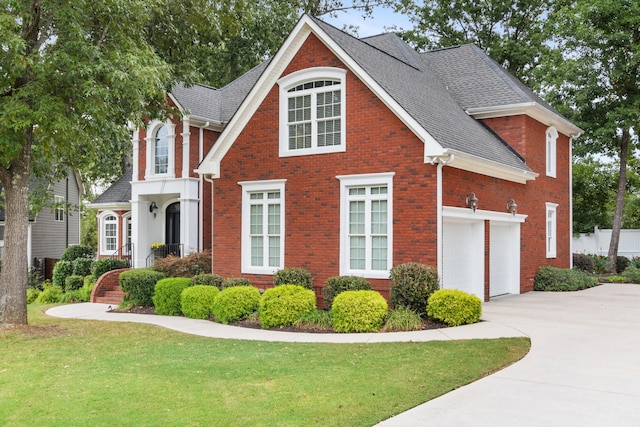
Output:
[46, 283, 640, 425]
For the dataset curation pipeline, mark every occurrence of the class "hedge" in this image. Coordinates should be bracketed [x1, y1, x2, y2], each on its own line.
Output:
[427, 289, 482, 327]
[259, 285, 316, 328]
[153, 278, 192, 316]
[181, 285, 220, 319]
[213, 286, 261, 324]
[119, 269, 166, 306]
[331, 290, 388, 333]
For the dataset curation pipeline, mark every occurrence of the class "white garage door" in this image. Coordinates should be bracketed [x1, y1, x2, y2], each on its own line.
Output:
[490, 222, 520, 297]
[442, 218, 484, 300]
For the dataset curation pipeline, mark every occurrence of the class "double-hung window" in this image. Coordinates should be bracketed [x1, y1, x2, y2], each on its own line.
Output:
[278, 68, 346, 156]
[240, 180, 286, 274]
[54, 195, 65, 222]
[338, 173, 394, 278]
[546, 203, 558, 258]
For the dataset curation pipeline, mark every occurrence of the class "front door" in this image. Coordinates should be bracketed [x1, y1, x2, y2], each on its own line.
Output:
[165, 202, 180, 255]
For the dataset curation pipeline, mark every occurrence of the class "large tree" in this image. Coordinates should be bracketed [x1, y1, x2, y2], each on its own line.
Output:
[0, 0, 172, 325]
[396, 0, 554, 86]
[544, 0, 640, 271]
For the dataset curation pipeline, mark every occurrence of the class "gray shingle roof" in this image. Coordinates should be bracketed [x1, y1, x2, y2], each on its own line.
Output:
[92, 168, 132, 205]
[312, 18, 531, 171]
[423, 44, 560, 114]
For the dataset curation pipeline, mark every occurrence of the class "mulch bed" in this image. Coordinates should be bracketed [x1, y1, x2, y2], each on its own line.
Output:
[112, 305, 448, 333]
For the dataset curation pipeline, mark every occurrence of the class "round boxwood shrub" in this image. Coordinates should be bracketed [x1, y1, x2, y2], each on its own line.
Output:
[119, 268, 166, 306]
[65, 275, 85, 291]
[331, 290, 388, 333]
[92, 258, 130, 280]
[323, 276, 372, 310]
[192, 273, 224, 289]
[52, 260, 74, 288]
[259, 284, 316, 328]
[221, 277, 252, 289]
[61, 245, 94, 262]
[153, 278, 192, 316]
[181, 285, 220, 319]
[72, 257, 93, 277]
[427, 289, 482, 327]
[213, 286, 261, 324]
[390, 262, 439, 314]
[273, 268, 313, 290]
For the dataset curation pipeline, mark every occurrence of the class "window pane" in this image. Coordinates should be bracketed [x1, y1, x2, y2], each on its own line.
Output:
[250, 204, 263, 234]
[350, 236, 365, 270]
[371, 236, 387, 270]
[268, 236, 280, 267]
[268, 203, 280, 235]
[154, 125, 169, 174]
[349, 201, 365, 234]
[371, 200, 387, 234]
[251, 236, 263, 266]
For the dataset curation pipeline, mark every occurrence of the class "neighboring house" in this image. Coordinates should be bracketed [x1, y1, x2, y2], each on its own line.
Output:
[0, 170, 83, 278]
[97, 15, 581, 302]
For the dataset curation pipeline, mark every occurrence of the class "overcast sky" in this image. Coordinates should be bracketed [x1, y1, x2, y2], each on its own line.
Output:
[323, 5, 413, 37]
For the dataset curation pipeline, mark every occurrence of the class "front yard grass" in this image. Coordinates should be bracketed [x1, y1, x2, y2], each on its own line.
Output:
[0, 305, 530, 426]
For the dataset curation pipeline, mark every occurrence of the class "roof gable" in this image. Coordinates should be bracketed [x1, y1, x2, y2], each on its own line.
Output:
[90, 168, 132, 207]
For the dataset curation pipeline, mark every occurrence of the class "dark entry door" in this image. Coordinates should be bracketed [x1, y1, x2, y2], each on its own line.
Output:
[165, 202, 180, 255]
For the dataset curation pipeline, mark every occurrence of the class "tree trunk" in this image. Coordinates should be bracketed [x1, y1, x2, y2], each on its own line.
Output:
[0, 130, 32, 326]
[606, 128, 630, 273]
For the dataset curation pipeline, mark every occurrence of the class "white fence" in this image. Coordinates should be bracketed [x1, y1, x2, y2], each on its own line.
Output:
[573, 228, 640, 258]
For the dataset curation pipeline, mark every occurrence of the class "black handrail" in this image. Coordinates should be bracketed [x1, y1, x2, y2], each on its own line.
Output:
[111, 243, 134, 268]
[146, 243, 183, 267]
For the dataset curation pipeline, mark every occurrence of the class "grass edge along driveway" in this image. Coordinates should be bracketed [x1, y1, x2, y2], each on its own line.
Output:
[0, 305, 530, 427]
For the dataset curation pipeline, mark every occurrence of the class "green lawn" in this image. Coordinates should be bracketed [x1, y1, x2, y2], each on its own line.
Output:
[0, 305, 530, 426]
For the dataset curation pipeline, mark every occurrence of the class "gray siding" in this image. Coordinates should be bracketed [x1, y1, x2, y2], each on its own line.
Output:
[31, 173, 81, 261]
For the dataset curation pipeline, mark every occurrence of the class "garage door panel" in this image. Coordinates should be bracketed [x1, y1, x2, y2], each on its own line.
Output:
[442, 219, 484, 300]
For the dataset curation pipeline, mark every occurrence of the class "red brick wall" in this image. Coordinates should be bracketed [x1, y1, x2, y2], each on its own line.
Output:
[212, 34, 439, 299]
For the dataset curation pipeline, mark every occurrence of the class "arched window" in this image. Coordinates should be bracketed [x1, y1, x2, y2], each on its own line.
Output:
[100, 214, 118, 255]
[154, 124, 169, 174]
[278, 68, 347, 157]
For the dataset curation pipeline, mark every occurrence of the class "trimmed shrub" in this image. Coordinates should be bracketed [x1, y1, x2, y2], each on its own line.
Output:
[534, 266, 598, 291]
[152, 250, 212, 277]
[274, 268, 313, 290]
[192, 273, 224, 289]
[92, 258, 130, 280]
[213, 286, 261, 324]
[119, 269, 166, 306]
[427, 289, 482, 327]
[65, 275, 85, 291]
[61, 245, 94, 262]
[52, 260, 74, 288]
[573, 253, 594, 273]
[390, 263, 439, 314]
[72, 257, 93, 277]
[382, 307, 424, 332]
[27, 288, 41, 304]
[331, 290, 388, 333]
[36, 285, 64, 304]
[622, 265, 640, 284]
[323, 276, 372, 310]
[616, 256, 630, 274]
[181, 285, 220, 319]
[259, 285, 316, 328]
[589, 255, 608, 274]
[79, 276, 95, 302]
[153, 278, 192, 316]
[221, 277, 252, 289]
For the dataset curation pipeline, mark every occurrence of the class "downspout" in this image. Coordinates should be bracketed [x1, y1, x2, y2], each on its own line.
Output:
[198, 122, 209, 252]
[569, 136, 574, 268]
[433, 154, 454, 288]
[65, 176, 69, 248]
[203, 174, 215, 272]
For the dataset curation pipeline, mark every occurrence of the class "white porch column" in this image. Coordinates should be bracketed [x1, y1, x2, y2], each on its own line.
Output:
[182, 119, 191, 179]
[180, 196, 200, 256]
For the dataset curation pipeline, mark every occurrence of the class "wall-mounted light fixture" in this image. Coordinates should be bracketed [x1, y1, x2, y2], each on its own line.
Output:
[506, 199, 518, 216]
[149, 201, 158, 218]
[465, 192, 478, 212]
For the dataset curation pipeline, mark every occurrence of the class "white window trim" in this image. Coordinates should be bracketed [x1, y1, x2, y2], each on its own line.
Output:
[54, 195, 65, 222]
[99, 211, 119, 256]
[546, 126, 558, 178]
[278, 67, 347, 157]
[145, 120, 176, 179]
[546, 203, 558, 258]
[123, 213, 132, 256]
[239, 179, 286, 275]
[338, 172, 394, 279]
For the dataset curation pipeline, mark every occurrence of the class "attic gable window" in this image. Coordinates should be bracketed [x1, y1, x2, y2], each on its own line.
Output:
[278, 68, 347, 157]
[546, 126, 558, 178]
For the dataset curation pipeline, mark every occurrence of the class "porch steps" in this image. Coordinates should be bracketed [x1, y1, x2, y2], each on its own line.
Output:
[90, 268, 130, 305]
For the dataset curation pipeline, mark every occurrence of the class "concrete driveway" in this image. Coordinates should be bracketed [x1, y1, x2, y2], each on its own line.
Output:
[377, 283, 640, 426]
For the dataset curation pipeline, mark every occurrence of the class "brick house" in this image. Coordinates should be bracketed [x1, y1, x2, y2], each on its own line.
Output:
[96, 15, 581, 302]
